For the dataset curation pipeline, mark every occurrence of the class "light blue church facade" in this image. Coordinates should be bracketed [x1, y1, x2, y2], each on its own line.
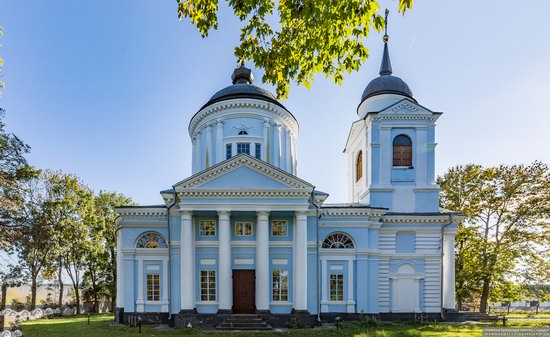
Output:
[115, 37, 462, 328]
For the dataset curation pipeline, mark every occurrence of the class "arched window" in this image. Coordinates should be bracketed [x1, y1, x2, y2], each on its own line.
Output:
[136, 232, 168, 248]
[238, 130, 248, 135]
[393, 135, 412, 167]
[356, 151, 363, 182]
[322, 233, 355, 249]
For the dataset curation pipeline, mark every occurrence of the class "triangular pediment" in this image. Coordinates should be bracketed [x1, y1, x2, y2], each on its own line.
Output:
[173, 154, 314, 193]
[378, 98, 434, 116]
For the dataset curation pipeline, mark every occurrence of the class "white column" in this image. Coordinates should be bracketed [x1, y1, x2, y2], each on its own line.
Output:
[180, 211, 195, 311]
[216, 119, 224, 164]
[262, 119, 269, 161]
[281, 128, 287, 169]
[162, 258, 169, 312]
[379, 126, 391, 185]
[291, 136, 297, 175]
[256, 211, 270, 311]
[321, 259, 328, 312]
[347, 259, 355, 313]
[442, 232, 456, 310]
[218, 210, 232, 311]
[294, 211, 308, 311]
[415, 126, 428, 186]
[116, 228, 124, 308]
[274, 123, 281, 168]
[206, 124, 213, 168]
[195, 131, 202, 171]
[414, 278, 421, 312]
[136, 259, 144, 312]
[191, 136, 197, 174]
[285, 129, 292, 173]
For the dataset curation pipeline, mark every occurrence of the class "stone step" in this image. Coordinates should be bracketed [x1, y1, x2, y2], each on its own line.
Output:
[216, 314, 272, 331]
[217, 326, 273, 331]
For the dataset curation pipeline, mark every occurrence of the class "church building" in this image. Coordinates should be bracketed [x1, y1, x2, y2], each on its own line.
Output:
[115, 32, 462, 328]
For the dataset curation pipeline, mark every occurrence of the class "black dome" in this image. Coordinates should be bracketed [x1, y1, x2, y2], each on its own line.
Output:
[361, 75, 413, 101]
[200, 63, 286, 110]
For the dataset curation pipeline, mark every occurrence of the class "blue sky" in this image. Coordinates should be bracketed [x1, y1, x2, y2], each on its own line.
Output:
[1, 0, 549, 205]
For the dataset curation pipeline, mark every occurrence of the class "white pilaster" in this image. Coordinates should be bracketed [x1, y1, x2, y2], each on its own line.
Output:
[281, 127, 287, 169]
[321, 259, 328, 312]
[294, 211, 308, 311]
[195, 131, 202, 171]
[136, 260, 144, 312]
[162, 259, 169, 312]
[274, 123, 281, 168]
[216, 119, 224, 164]
[206, 124, 213, 168]
[116, 228, 124, 308]
[180, 211, 195, 311]
[291, 136, 297, 175]
[191, 136, 197, 174]
[256, 211, 270, 311]
[379, 126, 391, 185]
[262, 119, 269, 161]
[347, 259, 356, 313]
[218, 210, 232, 311]
[416, 126, 428, 186]
[442, 231, 456, 310]
[285, 128, 292, 173]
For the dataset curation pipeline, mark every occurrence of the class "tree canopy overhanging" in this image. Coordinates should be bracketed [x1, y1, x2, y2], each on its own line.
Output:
[177, 0, 414, 99]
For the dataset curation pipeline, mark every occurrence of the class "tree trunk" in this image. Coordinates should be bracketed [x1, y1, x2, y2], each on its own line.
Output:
[479, 277, 491, 313]
[457, 298, 463, 311]
[74, 285, 80, 314]
[1, 285, 7, 310]
[507, 303, 510, 315]
[57, 263, 64, 307]
[30, 277, 37, 310]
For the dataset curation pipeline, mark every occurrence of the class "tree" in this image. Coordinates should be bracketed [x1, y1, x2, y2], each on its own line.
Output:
[47, 172, 96, 315]
[177, 0, 413, 98]
[0, 265, 24, 310]
[92, 191, 134, 312]
[438, 163, 550, 313]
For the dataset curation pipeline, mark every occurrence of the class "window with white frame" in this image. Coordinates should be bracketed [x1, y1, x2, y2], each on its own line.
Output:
[146, 273, 160, 301]
[199, 220, 216, 237]
[226, 144, 232, 160]
[330, 274, 344, 301]
[237, 143, 250, 155]
[272, 270, 288, 301]
[200, 270, 216, 301]
[255, 143, 261, 159]
[235, 222, 253, 236]
[271, 220, 288, 237]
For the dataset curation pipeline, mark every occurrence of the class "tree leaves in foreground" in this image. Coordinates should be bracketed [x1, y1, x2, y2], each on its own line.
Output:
[438, 162, 550, 313]
[177, 0, 413, 99]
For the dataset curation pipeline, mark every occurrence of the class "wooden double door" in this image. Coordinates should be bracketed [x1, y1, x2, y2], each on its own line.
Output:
[232, 270, 256, 313]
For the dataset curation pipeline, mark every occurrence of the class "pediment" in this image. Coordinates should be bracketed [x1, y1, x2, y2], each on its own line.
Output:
[173, 154, 314, 193]
[378, 98, 433, 116]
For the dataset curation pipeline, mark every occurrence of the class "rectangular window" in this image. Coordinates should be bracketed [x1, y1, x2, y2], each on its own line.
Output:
[235, 222, 253, 236]
[200, 270, 216, 301]
[255, 143, 261, 159]
[330, 274, 344, 301]
[146, 274, 160, 301]
[271, 220, 288, 237]
[272, 270, 289, 301]
[199, 220, 216, 237]
[237, 143, 250, 155]
[226, 144, 232, 160]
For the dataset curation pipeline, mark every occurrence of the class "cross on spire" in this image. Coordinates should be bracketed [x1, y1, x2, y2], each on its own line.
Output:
[383, 8, 390, 43]
[379, 9, 392, 76]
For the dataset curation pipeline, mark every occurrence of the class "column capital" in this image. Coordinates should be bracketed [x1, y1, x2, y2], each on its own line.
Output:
[180, 210, 193, 217]
[217, 210, 231, 217]
[295, 210, 308, 218]
[256, 210, 270, 217]
[216, 118, 224, 126]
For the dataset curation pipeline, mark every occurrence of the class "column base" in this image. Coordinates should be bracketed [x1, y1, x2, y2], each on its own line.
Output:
[114, 307, 124, 324]
[179, 309, 197, 314]
[217, 309, 233, 314]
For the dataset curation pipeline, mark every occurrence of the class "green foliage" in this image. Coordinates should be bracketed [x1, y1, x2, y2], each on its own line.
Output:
[438, 162, 550, 312]
[0, 26, 4, 93]
[177, 0, 414, 99]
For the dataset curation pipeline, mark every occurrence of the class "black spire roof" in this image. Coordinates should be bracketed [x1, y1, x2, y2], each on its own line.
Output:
[200, 62, 287, 111]
[359, 11, 414, 106]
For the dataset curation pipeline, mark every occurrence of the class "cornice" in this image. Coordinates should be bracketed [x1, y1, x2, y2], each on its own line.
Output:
[178, 189, 311, 199]
[116, 208, 167, 217]
[382, 215, 451, 224]
[189, 100, 299, 137]
[320, 208, 385, 218]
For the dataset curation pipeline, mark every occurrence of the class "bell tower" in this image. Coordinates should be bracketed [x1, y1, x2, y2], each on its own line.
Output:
[344, 10, 441, 213]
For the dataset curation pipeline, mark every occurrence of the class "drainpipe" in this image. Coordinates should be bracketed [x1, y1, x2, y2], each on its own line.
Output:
[440, 214, 453, 320]
[166, 189, 178, 321]
[310, 188, 321, 322]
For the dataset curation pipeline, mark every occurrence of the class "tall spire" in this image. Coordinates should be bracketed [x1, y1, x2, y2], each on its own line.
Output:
[231, 59, 254, 84]
[379, 9, 392, 76]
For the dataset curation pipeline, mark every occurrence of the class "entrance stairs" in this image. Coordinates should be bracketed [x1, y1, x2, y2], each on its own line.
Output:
[216, 314, 272, 331]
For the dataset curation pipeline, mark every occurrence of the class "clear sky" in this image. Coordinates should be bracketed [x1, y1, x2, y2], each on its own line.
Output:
[1, 0, 549, 205]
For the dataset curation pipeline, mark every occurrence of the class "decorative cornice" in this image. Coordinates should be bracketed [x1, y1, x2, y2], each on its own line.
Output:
[381, 215, 451, 224]
[321, 208, 386, 217]
[189, 100, 299, 137]
[179, 190, 311, 198]
[116, 208, 167, 217]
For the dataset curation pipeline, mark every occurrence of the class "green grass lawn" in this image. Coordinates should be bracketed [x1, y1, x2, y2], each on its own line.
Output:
[18, 315, 550, 337]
